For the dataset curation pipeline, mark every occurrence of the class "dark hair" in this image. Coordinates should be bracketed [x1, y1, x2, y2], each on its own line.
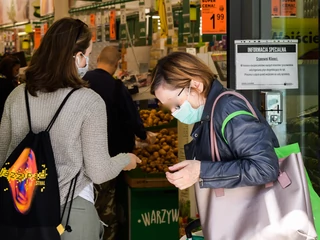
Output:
[0, 55, 20, 80]
[25, 17, 91, 96]
[150, 52, 217, 97]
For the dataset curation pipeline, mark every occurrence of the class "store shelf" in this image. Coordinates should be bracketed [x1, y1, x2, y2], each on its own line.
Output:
[69, 0, 137, 14]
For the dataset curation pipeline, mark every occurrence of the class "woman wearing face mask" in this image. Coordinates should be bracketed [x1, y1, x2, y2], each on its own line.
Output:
[0, 18, 141, 240]
[150, 52, 280, 238]
[0, 55, 20, 121]
[75, 49, 90, 78]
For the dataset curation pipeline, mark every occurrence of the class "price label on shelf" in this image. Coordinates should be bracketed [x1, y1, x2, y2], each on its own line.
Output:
[139, 1, 146, 38]
[120, 4, 126, 25]
[109, 9, 117, 41]
[165, 0, 174, 37]
[272, 0, 296, 17]
[280, 0, 296, 16]
[201, 0, 226, 34]
[272, 0, 281, 16]
[139, 0, 146, 22]
[89, 13, 96, 42]
[104, 10, 110, 41]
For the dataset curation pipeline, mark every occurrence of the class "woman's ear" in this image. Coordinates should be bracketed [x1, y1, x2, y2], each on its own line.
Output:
[74, 52, 84, 65]
[74, 51, 83, 59]
[190, 79, 204, 94]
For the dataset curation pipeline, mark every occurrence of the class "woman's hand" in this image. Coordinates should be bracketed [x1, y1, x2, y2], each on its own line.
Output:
[166, 160, 201, 190]
[123, 153, 142, 171]
[145, 131, 157, 144]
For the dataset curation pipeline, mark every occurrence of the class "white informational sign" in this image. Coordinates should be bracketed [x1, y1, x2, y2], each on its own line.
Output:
[96, 12, 102, 26]
[165, 0, 174, 37]
[139, 6, 146, 22]
[139, 0, 146, 22]
[120, 5, 126, 24]
[235, 40, 298, 90]
[104, 10, 109, 25]
[186, 48, 196, 56]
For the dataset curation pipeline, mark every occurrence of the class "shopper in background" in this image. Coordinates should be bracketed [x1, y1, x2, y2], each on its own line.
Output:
[83, 46, 150, 156]
[83, 46, 153, 240]
[0, 55, 20, 121]
[150, 52, 279, 237]
[0, 18, 141, 240]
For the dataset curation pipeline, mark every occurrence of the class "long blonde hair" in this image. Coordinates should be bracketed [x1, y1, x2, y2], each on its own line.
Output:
[150, 52, 217, 97]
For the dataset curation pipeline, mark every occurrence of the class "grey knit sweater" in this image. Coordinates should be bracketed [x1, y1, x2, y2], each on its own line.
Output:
[0, 84, 130, 204]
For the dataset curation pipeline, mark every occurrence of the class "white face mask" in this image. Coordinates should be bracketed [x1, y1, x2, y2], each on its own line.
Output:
[76, 54, 89, 78]
[171, 87, 204, 124]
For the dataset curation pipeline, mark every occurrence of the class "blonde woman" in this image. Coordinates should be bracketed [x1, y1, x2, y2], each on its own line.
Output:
[150, 51, 279, 239]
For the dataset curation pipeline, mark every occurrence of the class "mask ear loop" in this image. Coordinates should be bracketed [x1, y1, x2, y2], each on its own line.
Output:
[76, 56, 81, 65]
[188, 81, 203, 108]
[76, 53, 89, 67]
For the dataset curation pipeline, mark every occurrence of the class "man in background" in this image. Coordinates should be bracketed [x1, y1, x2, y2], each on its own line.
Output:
[83, 46, 151, 240]
[0, 55, 21, 121]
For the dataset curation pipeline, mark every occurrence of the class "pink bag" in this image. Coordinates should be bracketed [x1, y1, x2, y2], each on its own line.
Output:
[195, 91, 317, 240]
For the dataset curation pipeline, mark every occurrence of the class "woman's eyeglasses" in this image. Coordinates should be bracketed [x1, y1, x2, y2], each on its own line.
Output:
[177, 88, 185, 96]
[172, 88, 185, 110]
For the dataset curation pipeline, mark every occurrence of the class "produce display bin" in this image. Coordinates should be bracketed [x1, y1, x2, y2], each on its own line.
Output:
[129, 187, 179, 240]
[116, 107, 179, 239]
[117, 175, 179, 240]
[124, 171, 173, 188]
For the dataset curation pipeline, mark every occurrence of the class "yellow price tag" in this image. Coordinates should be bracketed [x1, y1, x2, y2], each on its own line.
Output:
[25, 24, 32, 33]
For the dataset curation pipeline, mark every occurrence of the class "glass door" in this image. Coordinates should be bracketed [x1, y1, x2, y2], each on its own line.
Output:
[270, 0, 319, 194]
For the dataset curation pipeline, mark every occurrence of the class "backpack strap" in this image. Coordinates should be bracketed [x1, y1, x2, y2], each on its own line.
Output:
[25, 87, 78, 132]
[45, 88, 78, 132]
[60, 172, 79, 233]
[24, 86, 32, 131]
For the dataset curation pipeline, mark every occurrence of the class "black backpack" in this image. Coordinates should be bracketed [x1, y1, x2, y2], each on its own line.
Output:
[0, 87, 78, 240]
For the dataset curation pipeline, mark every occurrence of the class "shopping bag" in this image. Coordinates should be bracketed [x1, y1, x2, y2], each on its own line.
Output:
[275, 143, 320, 236]
[195, 91, 318, 240]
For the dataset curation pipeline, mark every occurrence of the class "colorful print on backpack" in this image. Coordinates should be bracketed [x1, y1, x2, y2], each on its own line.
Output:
[1, 148, 44, 214]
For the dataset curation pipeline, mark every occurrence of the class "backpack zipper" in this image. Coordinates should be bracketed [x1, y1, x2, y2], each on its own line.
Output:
[199, 175, 240, 187]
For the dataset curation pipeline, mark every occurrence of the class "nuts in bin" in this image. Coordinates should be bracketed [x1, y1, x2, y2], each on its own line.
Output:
[133, 128, 178, 173]
[139, 109, 174, 127]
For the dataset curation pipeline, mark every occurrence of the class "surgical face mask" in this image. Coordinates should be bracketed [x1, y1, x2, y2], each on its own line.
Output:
[172, 87, 204, 124]
[76, 54, 89, 78]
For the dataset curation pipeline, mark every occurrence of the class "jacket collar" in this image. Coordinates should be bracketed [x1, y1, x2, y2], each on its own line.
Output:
[200, 79, 224, 122]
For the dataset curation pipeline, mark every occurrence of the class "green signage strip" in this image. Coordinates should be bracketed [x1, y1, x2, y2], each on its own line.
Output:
[139, 0, 146, 38]
[182, 0, 190, 35]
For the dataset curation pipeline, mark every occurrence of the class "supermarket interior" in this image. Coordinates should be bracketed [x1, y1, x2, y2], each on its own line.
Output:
[0, 0, 319, 239]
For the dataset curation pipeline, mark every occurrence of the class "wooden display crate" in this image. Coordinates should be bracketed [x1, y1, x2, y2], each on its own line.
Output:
[124, 171, 173, 188]
[117, 183, 180, 240]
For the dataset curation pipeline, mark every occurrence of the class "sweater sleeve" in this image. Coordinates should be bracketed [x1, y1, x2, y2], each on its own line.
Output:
[81, 98, 130, 184]
[0, 103, 11, 167]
